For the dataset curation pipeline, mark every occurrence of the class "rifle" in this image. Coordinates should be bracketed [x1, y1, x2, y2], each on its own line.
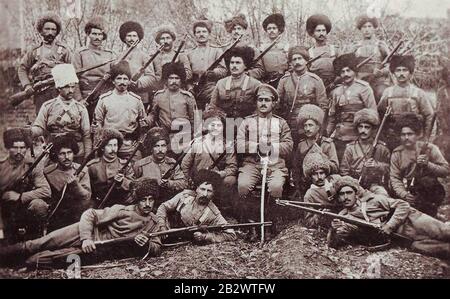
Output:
[381, 40, 404, 67]
[9, 59, 116, 107]
[249, 35, 282, 68]
[85, 40, 139, 107]
[131, 44, 164, 82]
[277, 200, 340, 209]
[306, 52, 326, 67]
[207, 139, 236, 171]
[171, 34, 187, 64]
[316, 101, 333, 145]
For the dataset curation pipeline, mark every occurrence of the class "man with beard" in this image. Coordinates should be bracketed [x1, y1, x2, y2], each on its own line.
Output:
[292, 104, 338, 198]
[209, 47, 262, 119]
[378, 55, 434, 151]
[156, 169, 236, 244]
[277, 46, 327, 145]
[0, 178, 163, 266]
[186, 18, 227, 110]
[306, 14, 339, 88]
[327, 53, 377, 161]
[390, 113, 449, 217]
[87, 128, 134, 207]
[43, 135, 92, 232]
[31, 64, 91, 163]
[0, 128, 51, 241]
[134, 127, 188, 207]
[340, 109, 390, 195]
[118, 21, 158, 109]
[18, 12, 72, 114]
[94, 61, 148, 161]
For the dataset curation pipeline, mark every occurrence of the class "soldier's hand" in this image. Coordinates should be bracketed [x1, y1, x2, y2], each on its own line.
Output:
[417, 154, 429, 166]
[193, 232, 206, 243]
[114, 173, 124, 183]
[405, 193, 417, 205]
[129, 80, 138, 89]
[66, 174, 78, 185]
[364, 158, 376, 168]
[380, 225, 392, 236]
[159, 179, 168, 187]
[373, 68, 383, 78]
[24, 85, 35, 94]
[81, 239, 96, 253]
[134, 234, 149, 247]
[2, 191, 21, 202]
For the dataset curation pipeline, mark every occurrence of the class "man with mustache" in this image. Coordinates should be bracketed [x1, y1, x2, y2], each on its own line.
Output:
[18, 12, 72, 114]
[390, 113, 449, 217]
[326, 53, 377, 161]
[94, 60, 148, 161]
[134, 127, 188, 208]
[209, 47, 262, 118]
[378, 55, 434, 151]
[31, 64, 91, 163]
[186, 18, 228, 110]
[306, 14, 339, 89]
[87, 128, 134, 207]
[277, 46, 327, 145]
[43, 135, 92, 232]
[118, 21, 159, 109]
[0, 178, 162, 266]
[0, 128, 51, 242]
[156, 169, 236, 244]
[340, 108, 390, 195]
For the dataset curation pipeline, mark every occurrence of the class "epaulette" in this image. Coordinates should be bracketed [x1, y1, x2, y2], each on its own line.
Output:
[392, 145, 405, 153]
[41, 97, 58, 108]
[86, 157, 101, 167]
[153, 89, 165, 97]
[355, 79, 370, 87]
[245, 113, 257, 119]
[180, 89, 194, 98]
[43, 163, 58, 175]
[76, 46, 89, 54]
[0, 156, 8, 163]
[128, 91, 141, 101]
[98, 90, 113, 100]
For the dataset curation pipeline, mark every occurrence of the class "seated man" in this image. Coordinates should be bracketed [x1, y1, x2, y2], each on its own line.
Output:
[156, 169, 236, 244]
[0, 178, 162, 266]
[328, 176, 450, 261]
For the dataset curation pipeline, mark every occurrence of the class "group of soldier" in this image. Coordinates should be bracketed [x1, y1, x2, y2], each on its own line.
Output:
[1, 10, 450, 267]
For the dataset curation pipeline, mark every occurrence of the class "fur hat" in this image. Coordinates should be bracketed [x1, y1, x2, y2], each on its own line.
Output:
[224, 46, 255, 69]
[389, 55, 415, 74]
[3, 128, 32, 149]
[297, 104, 325, 126]
[134, 178, 160, 200]
[193, 18, 213, 33]
[356, 15, 379, 30]
[333, 53, 358, 75]
[142, 127, 169, 156]
[255, 84, 279, 102]
[303, 152, 331, 177]
[193, 169, 222, 192]
[306, 14, 332, 36]
[262, 13, 285, 33]
[353, 108, 380, 127]
[224, 14, 248, 33]
[119, 21, 144, 43]
[154, 25, 177, 43]
[85, 16, 107, 40]
[110, 60, 132, 80]
[98, 128, 123, 152]
[288, 46, 310, 62]
[333, 175, 361, 194]
[52, 64, 79, 88]
[394, 112, 423, 134]
[161, 62, 186, 83]
[36, 12, 62, 35]
[50, 134, 79, 162]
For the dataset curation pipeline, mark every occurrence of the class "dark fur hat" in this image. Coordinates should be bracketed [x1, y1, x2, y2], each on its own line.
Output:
[193, 169, 222, 192]
[262, 13, 285, 33]
[394, 112, 423, 134]
[193, 18, 213, 33]
[356, 15, 379, 30]
[354, 108, 380, 127]
[111, 60, 132, 80]
[133, 178, 160, 200]
[288, 45, 310, 62]
[333, 53, 358, 75]
[224, 14, 248, 33]
[334, 175, 361, 194]
[161, 62, 187, 83]
[303, 152, 331, 177]
[224, 46, 255, 69]
[85, 16, 107, 40]
[389, 55, 415, 74]
[50, 134, 79, 162]
[119, 21, 144, 43]
[3, 128, 32, 149]
[297, 104, 325, 126]
[99, 128, 123, 151]
[142, 127, 169, 157]
[306, 14, 332, 36]
[36, 12, 62, 35]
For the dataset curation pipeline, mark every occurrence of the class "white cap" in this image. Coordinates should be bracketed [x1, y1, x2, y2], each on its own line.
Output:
[51, 64, 79, 88]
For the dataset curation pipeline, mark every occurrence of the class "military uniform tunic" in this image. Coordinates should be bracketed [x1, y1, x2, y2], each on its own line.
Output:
[152, 49, 192, 83]
[259, 41, 289, 85]
[308, 44, 338, 87]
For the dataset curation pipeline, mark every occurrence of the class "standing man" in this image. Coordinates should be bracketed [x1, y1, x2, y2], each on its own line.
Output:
[18, 12, 72, 114]
[32, 64, 91, 163]
[209, 47, 262, 119]
[390, 113, 449, 217]
[43, 135, 92, 232]
[306, 14, 339, 89]
[260, 13, 289, 87]
[277, 46, 327, 144]
[378, 55, 434, 151]
[327, 53, 377, 161]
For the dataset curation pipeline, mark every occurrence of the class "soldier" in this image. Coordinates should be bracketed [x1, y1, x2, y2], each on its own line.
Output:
[306, 14, 339, 88]
[87, 128, 134, 207]
[134, 127, 188, 207]
[119, 21, 158, 108]
[260, 13, 289, 87]
[0, 178, 163, 266]
[340, 108, 390, 195]
[209, 47, 262, 119]
[0, 128, 51, 242]
[378, 55, 434, 151]
[94, 61, 148, 160]
[351, 15, 390, 102]
[156, 169, 236, 244]
[277, 46, 328, 144]
[390, 113, 449, 217]
[73, 16, 115, 101]
[43, 135, 92, 232]
[17, 12, 72, 114]
[327, 53, 377, 161]
[223, 14, 265, 80]
[31, 64, 91, 163]
[435, 60, 450, 162]
[293, 104, 338, 197]
[186, 18, 227, 110]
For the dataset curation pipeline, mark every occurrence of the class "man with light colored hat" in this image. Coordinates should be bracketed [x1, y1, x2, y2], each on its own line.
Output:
[32, 64, 91, 163]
